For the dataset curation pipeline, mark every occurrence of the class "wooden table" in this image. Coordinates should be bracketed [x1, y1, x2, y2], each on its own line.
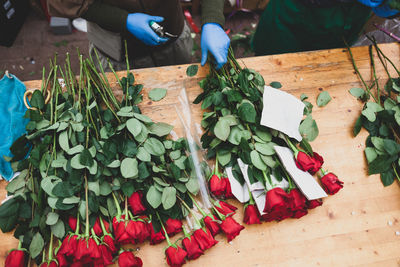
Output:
[1, 43, 400, 266]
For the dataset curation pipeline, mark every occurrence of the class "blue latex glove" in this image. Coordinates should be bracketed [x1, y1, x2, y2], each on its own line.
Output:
[201, 23, 230, 70]
[0, 73, 29, 181]
[126, 13, 169, 46]
[357, 0, 399, 17]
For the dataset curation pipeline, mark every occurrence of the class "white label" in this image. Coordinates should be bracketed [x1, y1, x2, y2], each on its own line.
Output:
[225, 166, 250, 203]
[274, 146, 327, 200]
[260, 86, 305, 142]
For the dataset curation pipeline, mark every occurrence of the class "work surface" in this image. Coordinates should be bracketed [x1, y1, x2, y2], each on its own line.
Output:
[1, 43, 400, 266]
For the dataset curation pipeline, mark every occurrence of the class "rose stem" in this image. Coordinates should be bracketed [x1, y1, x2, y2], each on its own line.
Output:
[369, 45, 381, 105]
[112, 192, 123, 217]
[177, 195, 202, 229]
[373, 23, 400, 43]
[262, 171, 273, 191]
[188, 193, 208, 218]
[155, 212, 172, 246]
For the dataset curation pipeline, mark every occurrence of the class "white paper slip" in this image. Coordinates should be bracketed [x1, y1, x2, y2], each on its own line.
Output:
[274, 146, 327, 200]
[225, 166, 250, 203]
[260, 86, 305, 142]
[237, 159, 267, 215]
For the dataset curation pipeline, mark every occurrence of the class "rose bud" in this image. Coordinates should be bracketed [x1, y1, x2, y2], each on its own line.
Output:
[39, 261, 58, 267]
[93, 218, 103, 236]
[295, 151, 315, 172]
[103, 234, 118, 254]
[263, 188, 292, 221]
[5, 249, 26, 267]
[288, 189, 308, 219]
[58, 234, 78, 257]
[306, 199, 323, 209]
[182, 235, 203, 260]
[243, 204, 261, 225]
[220, 217, 245, 242]
[215, 200, 237, 217]
[68, 216, 78, 232]
[147, 222, 166, 245]
[113, 216, 133, 245]
[99, 244, 113, 265]
[127, 220, 149, 243]
[164, 218, 183, 236]
[56, 253, 68, 267]
[209, 174, 226, 197]
[203, 216, 221, 236]
[165, 246, 187, 267]
[224, 177, 234, 198]
[321, 173, 343, 195]
[88, 237, 101, 259]
[310, 152, 324, 174]
[193, 228, 218, 251]
[118, 251, 143, 267]
[128, 191, 147, 215]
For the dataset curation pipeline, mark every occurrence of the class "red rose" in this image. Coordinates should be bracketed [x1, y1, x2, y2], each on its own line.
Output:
[88, 237, 101, 259]
[295, 152, 323, 175]
[243, 204, 261, 225]
[193, 228, 218, 250]
[203, 216, 221, 236]
[209, 174, 226, 197]
[288, 189, 308, 219]
[164, 218, 182, 236]
[98, 244, 113, 265]
[75, 238, 91, 260]
[220, 217, 245, 242]
[58, 234, 78, 257]
[126, 220, 149, 243]
[165, 246, 187, 267]
[118, 251, 143, 267]
[306, 199, 323, 209]
[93, 217, 110, 236]
[112, 216, 133, 245]
[223, 177, 234, 198]
[56, 253, 68, 267]
[70, 263, 83, 267]
[321, 173, 343, 195]
[39, 261, 57, 267]
[5, 249, 26, 267]
[68, 216, 78, 232]
[103, 235, 117, 254]
[182, 235, 203, 260]
[147, 222, 166, 245]
[263, 188, 292, 221]
[128, 191, 147, 215]
[215, 201, 237, 216]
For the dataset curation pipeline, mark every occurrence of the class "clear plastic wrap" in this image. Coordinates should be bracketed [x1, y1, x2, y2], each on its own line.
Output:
[353, 18, 400, 46]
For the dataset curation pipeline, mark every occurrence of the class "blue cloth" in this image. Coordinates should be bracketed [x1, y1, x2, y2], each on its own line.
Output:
[0, 73, 28, 180]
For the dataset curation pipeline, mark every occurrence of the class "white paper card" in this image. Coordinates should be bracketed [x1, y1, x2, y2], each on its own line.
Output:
[274, 146, 327, 200]
[225, 166, 250, 203]
[260, 86, 305, 141]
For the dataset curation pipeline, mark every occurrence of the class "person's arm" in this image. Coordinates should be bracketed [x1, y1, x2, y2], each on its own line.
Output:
[200, 0, 230, 70]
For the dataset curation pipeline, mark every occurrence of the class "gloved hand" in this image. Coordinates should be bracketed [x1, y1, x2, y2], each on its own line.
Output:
[201, 23, 230, 70]
[126, 13, 169, 46]
[357, 0, 399, 17]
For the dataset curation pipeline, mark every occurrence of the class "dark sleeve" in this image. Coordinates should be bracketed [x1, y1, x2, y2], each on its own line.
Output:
[82, 1, 128, 33]
[201, 0, 225, 27]
[47, 0, 95, 18]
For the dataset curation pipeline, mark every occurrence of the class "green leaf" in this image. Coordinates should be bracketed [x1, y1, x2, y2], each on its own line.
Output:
[186, 177, 199, 194]
[79, 148, 94, 167]
[214, 119, 230, 141]
[362, 108, 376, 122]
[30, 232, 44, 258]
[30, 90, 45, 109]
[255, 128, 272, 142]
[148, 122, 173, 137]
[368, 155, 395, 175]
[99, 182, 112, 196]
[51, 219, 65, 239]
[364, 147, 378, 163]
[238, 102, 256, 123]
[146, 186, 162, 209]
[186, 65, 199, 77]
[134, 113, 153, 123]
[59, 131, 69, 153]
[316, 91, 332, 107]
[148, 88, 167, 101]
[255, 142, 275, 156]
[300, 93, 308, 101]
[52, 182, 74, 198]
[371, 137, 385, 153]
[217, 150, 231, 166]
[144, 138, 165, 156]
[250, 150, 267, 171]
[6, 170, 28, 193]
[353, 116, 363, 137]
[299, 115, 319, 142]
[395, 110, 400, 126]
[270, 81, 282, 89]
[384, 98, 396, 110]
[120, 158, 138, 178]
[383, 139, 400, 156]
[137, 147, 151, 162]
[161, 187, 177, 210]
[70, 154, 85, 169]
[349, 88, 367, 101]
[381, 170, 395, 187]
[126, 118, 142, 137]
[88, 181, 100, 196]
[46, 212, 59, 226]
[107, 160, 120, 168]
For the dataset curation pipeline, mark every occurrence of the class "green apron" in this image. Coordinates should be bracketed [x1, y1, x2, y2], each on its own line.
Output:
[251, 0, 372, 56]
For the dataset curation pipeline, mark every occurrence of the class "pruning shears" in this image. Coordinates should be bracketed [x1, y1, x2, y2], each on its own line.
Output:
[149, 21, 178, 38]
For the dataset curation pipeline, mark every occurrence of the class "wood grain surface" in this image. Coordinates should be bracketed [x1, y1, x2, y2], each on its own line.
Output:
[1, 43, 400, 267]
